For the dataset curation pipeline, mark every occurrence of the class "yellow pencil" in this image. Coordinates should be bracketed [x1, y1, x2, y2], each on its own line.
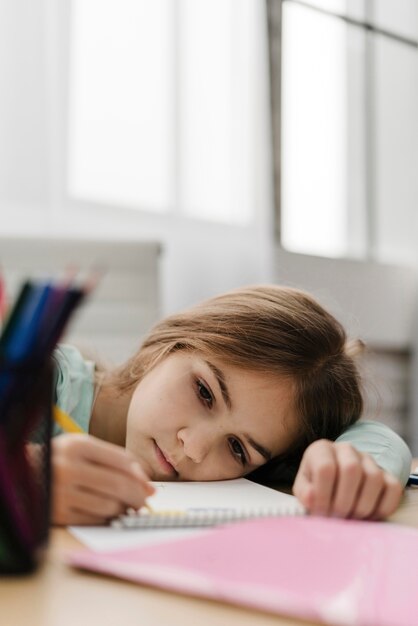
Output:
[53, 404, 85, 434]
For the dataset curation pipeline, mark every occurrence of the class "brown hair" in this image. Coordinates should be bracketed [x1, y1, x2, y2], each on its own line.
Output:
[108, 285, 363, 475]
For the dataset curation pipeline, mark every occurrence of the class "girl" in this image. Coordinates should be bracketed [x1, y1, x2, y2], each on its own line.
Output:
[51, 285, 411, 525]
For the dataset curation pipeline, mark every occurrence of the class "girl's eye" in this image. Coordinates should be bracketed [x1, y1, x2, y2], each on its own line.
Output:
[229, 437, 247, 466]
[196, 379, 213, 408]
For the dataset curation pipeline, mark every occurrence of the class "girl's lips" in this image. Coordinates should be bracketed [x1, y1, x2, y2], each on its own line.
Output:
[154, 441, 178, 477]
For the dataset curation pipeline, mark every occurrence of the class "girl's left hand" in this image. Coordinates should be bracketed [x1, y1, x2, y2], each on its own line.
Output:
[293, 439, 404, 520]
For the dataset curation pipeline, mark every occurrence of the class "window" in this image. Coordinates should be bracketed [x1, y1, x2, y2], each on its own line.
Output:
[67, 0, 259, 224]
[277, 0, 418, 261]
[281, 2, 367, 258]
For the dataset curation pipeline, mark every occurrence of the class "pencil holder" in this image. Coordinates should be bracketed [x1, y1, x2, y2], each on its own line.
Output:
[0, 359, 53, 575]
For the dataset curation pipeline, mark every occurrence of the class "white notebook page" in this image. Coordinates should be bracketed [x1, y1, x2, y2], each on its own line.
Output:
[69, 478, 304, 552]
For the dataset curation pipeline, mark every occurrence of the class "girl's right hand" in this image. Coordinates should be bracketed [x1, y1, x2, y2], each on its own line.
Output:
[51, 434, 155, 526]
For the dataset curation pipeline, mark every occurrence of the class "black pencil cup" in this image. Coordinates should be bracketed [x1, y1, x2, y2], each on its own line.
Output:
[0, 359, 53, 575]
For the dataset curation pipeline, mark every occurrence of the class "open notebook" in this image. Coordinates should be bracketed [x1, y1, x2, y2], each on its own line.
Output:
[112, 478, 304, 528]
[68, 516, 418, 626]
[69, 478, 304, 551]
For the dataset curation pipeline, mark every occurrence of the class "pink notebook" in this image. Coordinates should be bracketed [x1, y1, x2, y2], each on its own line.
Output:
[68, 517, 417, 626]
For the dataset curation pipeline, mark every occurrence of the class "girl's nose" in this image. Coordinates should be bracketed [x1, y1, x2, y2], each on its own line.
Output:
[177, 427, 213, 464]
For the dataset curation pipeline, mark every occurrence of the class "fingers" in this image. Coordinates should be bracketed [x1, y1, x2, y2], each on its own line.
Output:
[60, 460, 151, 509]
[57, 485, 127, 524]
[65, 434, 155, 494]
[52, 434, 154, 525]
[65, 512, 106, 526]
[293, 440, 404, 520]
[331, 444, 364, 518]
[348, 454, 385, 518]
[293, 439, 337, 516]
[367, 473, 403, 520]
[333, 445, 403, 520]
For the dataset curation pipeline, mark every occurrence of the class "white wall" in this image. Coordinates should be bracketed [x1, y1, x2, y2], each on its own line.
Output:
[374, 33, 418, 266]
[0, 1, 49, 209]
[0, 0, 275, 317]
[1, 1, 416, 308]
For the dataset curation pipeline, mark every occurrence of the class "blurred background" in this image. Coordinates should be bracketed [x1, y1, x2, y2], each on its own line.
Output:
[0, 1, 417, 450]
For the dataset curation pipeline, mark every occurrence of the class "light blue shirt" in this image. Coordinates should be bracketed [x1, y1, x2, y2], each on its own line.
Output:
[52, 344, 95, 437]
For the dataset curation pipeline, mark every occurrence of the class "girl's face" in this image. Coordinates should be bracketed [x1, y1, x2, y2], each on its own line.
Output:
[125, 351, 298, 481]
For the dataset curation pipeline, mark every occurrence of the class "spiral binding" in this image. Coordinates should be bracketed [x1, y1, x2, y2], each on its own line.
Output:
[111, 506, 304, 529]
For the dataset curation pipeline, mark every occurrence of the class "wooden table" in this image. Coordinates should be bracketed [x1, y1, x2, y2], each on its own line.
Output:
[2, 486, 418, 626]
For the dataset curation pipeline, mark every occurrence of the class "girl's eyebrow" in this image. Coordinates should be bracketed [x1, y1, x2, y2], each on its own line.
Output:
[203, 360, 232, 409]
[244, 435, 272, 462]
